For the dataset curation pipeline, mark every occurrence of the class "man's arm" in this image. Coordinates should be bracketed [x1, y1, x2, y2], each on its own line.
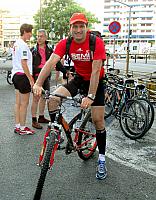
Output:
[35, 53, 61, 87]
[88, 59, 102, 96]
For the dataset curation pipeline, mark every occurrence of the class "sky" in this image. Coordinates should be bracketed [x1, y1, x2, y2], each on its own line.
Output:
[0, 0, 104, 31]
[76, 0, 104, 18]
[0, 0, 104, 18]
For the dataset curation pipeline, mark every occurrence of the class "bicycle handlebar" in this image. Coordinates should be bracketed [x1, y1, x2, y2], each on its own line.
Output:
[42, 90, 82, 103]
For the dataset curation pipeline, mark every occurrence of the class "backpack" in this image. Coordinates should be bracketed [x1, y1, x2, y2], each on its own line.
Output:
[65, 31, 102, 68]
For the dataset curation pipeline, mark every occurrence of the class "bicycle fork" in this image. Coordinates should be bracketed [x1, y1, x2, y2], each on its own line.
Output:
[38, 128, 60, 169]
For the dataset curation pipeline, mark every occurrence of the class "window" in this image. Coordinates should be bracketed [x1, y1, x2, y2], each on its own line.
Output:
[133, 46, 137, 50]
[104, 6, 110, 9]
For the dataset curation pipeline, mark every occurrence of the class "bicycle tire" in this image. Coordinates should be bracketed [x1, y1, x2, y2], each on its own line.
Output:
[77, 110, 97, 160]
[120, 99, 148, 139]
[7, 71, 13, 85]
[104, 88, 115, 119]
[33, 132, 56, 200]
[105, 100, 114, 119]
[137, 98, 155, 132]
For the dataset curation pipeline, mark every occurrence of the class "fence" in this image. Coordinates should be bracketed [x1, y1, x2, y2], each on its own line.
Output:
[111, 53, 156, 64]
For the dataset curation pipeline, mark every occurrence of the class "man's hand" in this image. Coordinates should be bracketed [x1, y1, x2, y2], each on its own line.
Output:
[33, 83, 43, 96]
[81, 97, 93, 109]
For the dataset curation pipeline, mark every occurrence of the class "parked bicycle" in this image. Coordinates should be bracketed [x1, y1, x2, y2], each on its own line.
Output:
[127, 80, 155, 133]
[33, 91, 96, 200]
[104, 73, 149, 140]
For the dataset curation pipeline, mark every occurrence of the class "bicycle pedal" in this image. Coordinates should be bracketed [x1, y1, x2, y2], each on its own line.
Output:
[65, 149, 72, 154]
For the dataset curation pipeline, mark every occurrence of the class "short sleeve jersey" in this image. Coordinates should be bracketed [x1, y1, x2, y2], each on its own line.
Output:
[12, 38, 32, 76]
[54, 32, 106, 80]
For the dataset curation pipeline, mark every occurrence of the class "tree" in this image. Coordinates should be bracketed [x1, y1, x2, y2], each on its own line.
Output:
[33, 0, 100, 43]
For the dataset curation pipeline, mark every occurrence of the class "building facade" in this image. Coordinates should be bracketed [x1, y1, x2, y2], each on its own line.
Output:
[0, 9, 33, 48]
[103, 0, 156, 47]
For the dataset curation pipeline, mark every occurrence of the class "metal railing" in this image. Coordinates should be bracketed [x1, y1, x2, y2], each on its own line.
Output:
[111, 53, 156, 64]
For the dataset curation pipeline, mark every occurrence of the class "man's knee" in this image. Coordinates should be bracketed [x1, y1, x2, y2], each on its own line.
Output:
[48, 96, 60, 111]
[92, 118, 105, 130]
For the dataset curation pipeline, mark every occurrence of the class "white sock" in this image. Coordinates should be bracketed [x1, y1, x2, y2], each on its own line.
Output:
[15, 124, 20, 128]
[99, 154, 105, 162]
[20, 126, 25, 130]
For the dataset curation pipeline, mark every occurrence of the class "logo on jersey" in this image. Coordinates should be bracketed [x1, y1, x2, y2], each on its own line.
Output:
[77, 48, 83, 52]
[71, 50, 90, 61]
[23, 51, 27, 56]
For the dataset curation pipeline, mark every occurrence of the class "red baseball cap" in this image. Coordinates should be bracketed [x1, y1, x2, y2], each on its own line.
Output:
[70, 13, 88, 25]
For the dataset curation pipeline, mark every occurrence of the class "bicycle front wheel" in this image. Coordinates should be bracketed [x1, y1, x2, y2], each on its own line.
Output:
[77, 110, 97, 161]
[120, 99, 148, 139]
[33, 132, 56, 200]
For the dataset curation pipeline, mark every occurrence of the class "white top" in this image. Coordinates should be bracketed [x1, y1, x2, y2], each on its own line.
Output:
[11, 38, 32, 76]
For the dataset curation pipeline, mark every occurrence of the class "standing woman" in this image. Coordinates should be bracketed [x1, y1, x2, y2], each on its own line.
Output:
[12, 23, 35, 135]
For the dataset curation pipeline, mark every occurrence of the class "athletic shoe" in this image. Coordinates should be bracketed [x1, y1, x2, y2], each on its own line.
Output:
[19, 127, 35, 135]
[14, 127, 20, 134]
[96, 160, 107, 180]
[32, 121, 43, 129]
[38, 117, 50, 123]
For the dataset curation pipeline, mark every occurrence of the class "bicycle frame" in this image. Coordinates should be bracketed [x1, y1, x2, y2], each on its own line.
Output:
[38, 105, 96, 169]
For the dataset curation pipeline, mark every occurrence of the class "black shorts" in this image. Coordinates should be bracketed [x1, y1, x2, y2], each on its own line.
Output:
[63, 75, 105, 106]
[34, 76, 50, 91]
[12, 74, 31, 94]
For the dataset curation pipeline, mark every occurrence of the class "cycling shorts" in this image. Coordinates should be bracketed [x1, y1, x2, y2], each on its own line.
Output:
[63, 74, 105, 106]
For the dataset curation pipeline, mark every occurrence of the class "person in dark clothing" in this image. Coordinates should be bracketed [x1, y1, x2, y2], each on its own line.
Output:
[31, 29, 64, 129]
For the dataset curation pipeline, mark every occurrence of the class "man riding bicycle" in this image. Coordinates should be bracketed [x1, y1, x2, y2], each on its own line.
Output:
[33, 13, 107, 180]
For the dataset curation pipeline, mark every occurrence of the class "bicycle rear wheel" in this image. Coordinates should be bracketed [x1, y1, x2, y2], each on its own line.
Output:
[33, 132, 56, 200]
[77, 110, 97, 160]
[137, 98, 155, 132]
[120, 99, 148, 139]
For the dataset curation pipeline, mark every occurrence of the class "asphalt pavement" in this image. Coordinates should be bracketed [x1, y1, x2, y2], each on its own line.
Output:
[0, 67, 156, 200]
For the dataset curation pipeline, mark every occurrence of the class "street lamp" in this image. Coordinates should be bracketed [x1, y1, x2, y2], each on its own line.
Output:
[114, 0, 132, 74]
[40, 0, 42, 28]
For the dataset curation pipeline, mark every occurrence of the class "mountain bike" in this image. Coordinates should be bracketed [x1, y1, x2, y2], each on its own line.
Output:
[33, 91, 96, 200]
[104, 78, 148, 139]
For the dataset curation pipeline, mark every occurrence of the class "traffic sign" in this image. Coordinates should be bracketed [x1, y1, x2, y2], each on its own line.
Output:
[109, 21, 121, 34]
